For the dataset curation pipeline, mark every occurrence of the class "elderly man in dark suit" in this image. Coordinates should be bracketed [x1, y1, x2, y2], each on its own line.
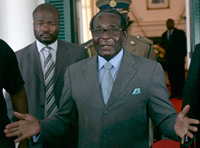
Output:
[161, 18, 187, 99]
[4, 9, 199, 148]
[5, 3, 86, 148]
[182, 44, 200, 148]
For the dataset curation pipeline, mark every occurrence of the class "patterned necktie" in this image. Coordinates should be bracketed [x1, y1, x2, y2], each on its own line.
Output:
[44, 47, 58, 118]
[100, 62, 113, 105]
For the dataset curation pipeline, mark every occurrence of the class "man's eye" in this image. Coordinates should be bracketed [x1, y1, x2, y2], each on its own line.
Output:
[37, 23, 44, 26]
[95, 29, 103, 34]
[109, 29, 117, 33]
[51, 23, 56, 26]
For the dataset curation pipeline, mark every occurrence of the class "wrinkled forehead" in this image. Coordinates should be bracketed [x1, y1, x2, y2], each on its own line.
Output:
[94, 13, 121, 28]
[33, 11, 59, 22]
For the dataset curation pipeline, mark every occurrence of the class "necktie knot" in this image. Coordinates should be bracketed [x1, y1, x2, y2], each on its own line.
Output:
[45, 46, 51, 53]
[104, 62, 112, 70]
[46, 46, 51, 49]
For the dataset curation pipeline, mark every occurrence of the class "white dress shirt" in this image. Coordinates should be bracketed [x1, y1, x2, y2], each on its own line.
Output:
[98, 49, 124, 82]
[36, 40, 58, 74]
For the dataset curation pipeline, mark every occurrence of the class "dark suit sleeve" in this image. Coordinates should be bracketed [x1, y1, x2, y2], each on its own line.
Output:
[182, 44, 200, 119]
[38, 66, 78, 143]
[148, 63, 179, 141]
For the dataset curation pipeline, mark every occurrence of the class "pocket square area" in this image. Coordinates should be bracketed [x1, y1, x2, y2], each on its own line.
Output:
[132, 88, 141, 95]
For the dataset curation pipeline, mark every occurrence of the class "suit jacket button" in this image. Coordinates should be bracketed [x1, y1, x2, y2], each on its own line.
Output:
[104, 134, 108, 138]
[41, 105, 44, 108]
[103, 110, 109, 115]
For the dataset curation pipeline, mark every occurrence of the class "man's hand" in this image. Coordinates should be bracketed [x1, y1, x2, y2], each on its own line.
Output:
[4, 112, 41, 143]
[175, 105, 200, 144]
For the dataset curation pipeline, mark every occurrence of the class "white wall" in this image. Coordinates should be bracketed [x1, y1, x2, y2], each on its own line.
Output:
[0, 0, 44, 51]
[129, 0, 186, 37]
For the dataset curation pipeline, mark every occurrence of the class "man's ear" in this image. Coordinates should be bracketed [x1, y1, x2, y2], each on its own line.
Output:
[123, 30, 128, 42]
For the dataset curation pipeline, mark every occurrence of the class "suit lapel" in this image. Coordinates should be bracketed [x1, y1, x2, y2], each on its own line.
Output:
[54, 40, 69, 84]
[106, 51, 137, 108]
[84, 56, 105, 108]
[28, 42, 44, 85]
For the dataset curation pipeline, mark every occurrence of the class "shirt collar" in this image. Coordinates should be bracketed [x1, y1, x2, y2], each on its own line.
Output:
[36, 40, 58, 52]
[98, 49, 124, 71]
[168, 29, 174, 33]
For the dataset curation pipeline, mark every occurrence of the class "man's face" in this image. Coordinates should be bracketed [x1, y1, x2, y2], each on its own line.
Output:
[33, 11, 59, 45]
[166, 20, 175, 30]
[92, 13, 127, 60]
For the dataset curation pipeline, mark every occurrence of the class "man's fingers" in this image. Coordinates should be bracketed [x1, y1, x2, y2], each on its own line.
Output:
[14, 135, 28, 143]
[185, 130, 194, 139]
[181, 105, 190, 116]
[4, 126, 19, 134]
[13, 111, 26, 120]
[181, 136, 185, 144]
[188, 125, 198, 132]
[5, 130, 21, 137]
[5, 121, 20, 129]
[188, 118, 200, 125]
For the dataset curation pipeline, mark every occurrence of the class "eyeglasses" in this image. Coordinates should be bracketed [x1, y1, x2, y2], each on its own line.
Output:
[92, 28, 122, 36]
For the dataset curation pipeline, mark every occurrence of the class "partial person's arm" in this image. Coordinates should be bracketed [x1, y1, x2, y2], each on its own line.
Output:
[10, 87, 30, 148]
[2, 40, 30, 147]
[10, 86, 28, 114]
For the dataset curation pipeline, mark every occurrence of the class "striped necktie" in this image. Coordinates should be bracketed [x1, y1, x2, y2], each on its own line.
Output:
[100, 62, 113, 105]
[44, 47, 58, 118]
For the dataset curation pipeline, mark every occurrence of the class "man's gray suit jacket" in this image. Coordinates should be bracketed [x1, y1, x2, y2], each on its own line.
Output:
[38, 50, 180, 148]
[6, 39, 87, 148]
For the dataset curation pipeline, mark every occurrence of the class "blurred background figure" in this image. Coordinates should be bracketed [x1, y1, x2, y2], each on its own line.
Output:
[161, 18, 187, 100]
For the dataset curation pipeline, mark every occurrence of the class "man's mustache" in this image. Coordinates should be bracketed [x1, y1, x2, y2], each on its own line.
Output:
[40, 32, 52, 37]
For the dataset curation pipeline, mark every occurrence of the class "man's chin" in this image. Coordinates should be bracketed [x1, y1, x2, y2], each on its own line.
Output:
[40, 39, 54, 45]
[98, 53, 113, 61]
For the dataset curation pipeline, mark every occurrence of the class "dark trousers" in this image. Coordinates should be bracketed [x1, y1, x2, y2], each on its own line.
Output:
[167, 58, 185, 97]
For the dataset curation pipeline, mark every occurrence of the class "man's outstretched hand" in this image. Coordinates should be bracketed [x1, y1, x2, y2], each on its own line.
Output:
[4, 112, 41, 143]
[175, 105, 200, 144]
